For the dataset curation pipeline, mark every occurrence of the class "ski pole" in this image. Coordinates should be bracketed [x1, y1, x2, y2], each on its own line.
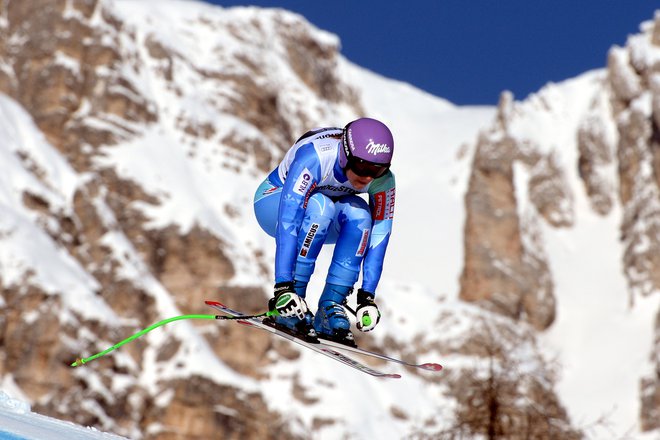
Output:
[343, 303, 378, 329]
[71, 311, 276, 367]
[344, 304, 357, 316]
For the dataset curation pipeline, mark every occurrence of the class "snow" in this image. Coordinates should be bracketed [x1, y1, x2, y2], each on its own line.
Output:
[0, 391, 126, 440]
[505, 64, 659, 438]
[346, 64, 496, 298]
[541, 200, 659, 437]
[0, 95, 114, 322]
[0, 0, 658, 438]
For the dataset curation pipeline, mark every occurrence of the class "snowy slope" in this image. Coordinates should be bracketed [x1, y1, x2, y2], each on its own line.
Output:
[0, 0, 496, 437]
[0, 392, 126, 440]
[0, 95, 113, 322]
[88, 4, 498, 437]
[345, 64, 495, 297]
[496, 72, 660, 438]
[0, 0, 657, 438]
[326, 48, 660, 440]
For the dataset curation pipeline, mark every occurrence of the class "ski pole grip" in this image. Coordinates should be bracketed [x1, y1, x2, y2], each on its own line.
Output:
[362, 314, 372, 327]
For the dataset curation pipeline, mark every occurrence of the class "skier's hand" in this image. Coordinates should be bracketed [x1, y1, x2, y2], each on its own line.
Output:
[356, 289, 381, 332]
[269, 281, 308, 320]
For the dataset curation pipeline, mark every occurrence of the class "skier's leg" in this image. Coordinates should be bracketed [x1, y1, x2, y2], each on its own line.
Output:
[292, 192, 336, 298]
[253, 177, 281, 238]
[315, 195, 372, 345]
[255, 179, 337, 297]
[254, 179, 334, 297]
[326, 195, 372, 287]
[254, 178, 314, 336]
[256, 183, 337, 339]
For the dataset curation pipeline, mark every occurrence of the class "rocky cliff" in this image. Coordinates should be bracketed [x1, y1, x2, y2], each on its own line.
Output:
[0, 1, 359, 438]
[0, 0, 658, 438]
[460, 13, 660, 431]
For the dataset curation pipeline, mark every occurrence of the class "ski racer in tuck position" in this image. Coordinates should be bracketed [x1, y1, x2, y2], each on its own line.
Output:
[253, 117, 395, 346]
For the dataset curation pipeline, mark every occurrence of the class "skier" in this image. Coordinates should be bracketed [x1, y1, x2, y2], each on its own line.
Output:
[253, 117, 395, 346]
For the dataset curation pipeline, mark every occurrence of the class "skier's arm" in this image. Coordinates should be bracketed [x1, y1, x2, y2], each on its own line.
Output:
[362, 171, 396, 294]
[274, 143, 321, 283]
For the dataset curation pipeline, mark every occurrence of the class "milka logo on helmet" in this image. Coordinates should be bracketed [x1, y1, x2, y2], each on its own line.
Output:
[366, 139, 391, 155]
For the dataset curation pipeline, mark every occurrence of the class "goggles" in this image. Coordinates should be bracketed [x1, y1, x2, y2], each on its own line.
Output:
[347, 156, 390, 178]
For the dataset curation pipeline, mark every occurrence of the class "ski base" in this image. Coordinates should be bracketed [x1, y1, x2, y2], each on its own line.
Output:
[317, 338, 443, 372]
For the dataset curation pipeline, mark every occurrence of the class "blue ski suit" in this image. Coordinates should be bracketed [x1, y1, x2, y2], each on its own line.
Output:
[253, 127, 395, 300]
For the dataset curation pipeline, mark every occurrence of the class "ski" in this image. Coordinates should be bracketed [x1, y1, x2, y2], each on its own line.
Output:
[205, 300, 401, 379]
[316, 338, 443, 372]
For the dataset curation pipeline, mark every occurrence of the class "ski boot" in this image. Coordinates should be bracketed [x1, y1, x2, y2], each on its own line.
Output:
[263, 280, 318, 343]
[314, 283, 357, 347]
[264, 311, 318, 343]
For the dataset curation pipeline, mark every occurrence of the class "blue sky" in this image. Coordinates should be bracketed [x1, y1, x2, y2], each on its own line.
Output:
[205, 1, 658, 105]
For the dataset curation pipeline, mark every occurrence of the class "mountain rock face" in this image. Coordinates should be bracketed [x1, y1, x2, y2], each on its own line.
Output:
[0, 0, 359, 438]
[608, 18, 660, 431]
[460, 13, 660, 431]
[0, 0, 658, 438]
[460, 96, 561, 332]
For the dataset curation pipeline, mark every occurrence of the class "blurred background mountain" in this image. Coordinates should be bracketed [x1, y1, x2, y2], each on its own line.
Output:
[0, 1, 659, 439]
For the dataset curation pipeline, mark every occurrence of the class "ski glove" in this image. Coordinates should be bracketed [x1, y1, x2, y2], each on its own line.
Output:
[356, 289, 381, 332]
[269, 281, 308, 320]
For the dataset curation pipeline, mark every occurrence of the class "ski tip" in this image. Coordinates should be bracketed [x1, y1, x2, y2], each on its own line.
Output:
[420, 363, 443, 372]
[205, 300, 225, 307]
[386, 373, 402, 379]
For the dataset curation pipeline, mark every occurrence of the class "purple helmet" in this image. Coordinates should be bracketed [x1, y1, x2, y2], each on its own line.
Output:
[340, 118, 393, 178]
